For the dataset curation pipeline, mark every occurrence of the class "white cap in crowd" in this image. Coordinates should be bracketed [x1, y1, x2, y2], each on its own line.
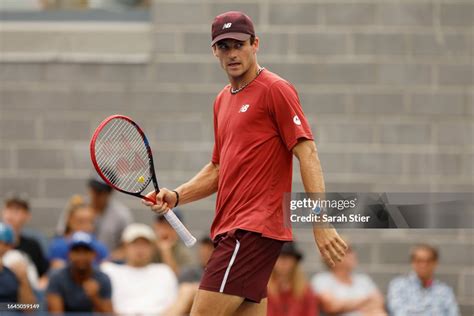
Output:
[122, 223, 156, 243]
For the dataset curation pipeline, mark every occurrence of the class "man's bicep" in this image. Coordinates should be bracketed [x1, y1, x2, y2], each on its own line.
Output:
[292, 139, 317, 159]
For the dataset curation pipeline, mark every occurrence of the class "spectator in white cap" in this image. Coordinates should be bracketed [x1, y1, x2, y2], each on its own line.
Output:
[101, 223, 178, 315]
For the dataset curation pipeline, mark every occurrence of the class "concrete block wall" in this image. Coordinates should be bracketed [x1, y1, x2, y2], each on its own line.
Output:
[0, 0, 472, 313]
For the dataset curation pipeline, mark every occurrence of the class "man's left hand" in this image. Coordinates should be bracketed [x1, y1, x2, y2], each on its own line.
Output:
[313, 227, 348, 267]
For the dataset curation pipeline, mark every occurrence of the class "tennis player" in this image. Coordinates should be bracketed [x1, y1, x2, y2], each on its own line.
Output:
[143, 11, 347, 316]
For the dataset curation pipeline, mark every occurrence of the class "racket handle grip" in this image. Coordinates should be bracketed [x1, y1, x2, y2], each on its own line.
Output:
[164, 210, 197, 247]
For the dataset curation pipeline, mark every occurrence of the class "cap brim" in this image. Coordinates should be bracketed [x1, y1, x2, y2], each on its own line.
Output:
[123, 235, 155, 243]
[211, 32, 251, 46]
[70, 243, 95, 251]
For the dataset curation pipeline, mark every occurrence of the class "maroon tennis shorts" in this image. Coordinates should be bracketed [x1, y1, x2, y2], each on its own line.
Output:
[199, 229, 285, 303]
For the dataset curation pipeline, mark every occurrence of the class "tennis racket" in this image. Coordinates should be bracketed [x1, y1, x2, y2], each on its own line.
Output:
[90, 115, 197, 247]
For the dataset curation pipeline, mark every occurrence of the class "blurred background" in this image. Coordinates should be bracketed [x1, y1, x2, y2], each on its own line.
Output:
[0, 0, 472, 314]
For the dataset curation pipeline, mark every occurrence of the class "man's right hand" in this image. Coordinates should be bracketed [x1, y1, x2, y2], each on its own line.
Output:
[142, 188, 178, 215]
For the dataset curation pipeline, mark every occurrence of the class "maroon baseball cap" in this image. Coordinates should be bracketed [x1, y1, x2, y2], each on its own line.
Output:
[211, 11, 255, 46]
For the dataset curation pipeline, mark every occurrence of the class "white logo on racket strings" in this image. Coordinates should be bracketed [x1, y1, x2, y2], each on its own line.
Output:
[293, 115, 301, 125]
[223, 23, 232, 29]
[239, 104, 250, 113]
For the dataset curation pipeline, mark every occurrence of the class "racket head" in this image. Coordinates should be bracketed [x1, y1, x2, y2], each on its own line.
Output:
[90, 115, 159, 201]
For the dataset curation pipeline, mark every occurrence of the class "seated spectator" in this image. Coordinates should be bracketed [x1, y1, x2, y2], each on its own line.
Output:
[101, 223, 178, 315]
[153, 209, 193, 274]
[48, 195, 109, 269]
[267, 242, 318, 316]
[0, 222, 36, 305]
[2, 194, 49, 285]
[166, 236, 214, 316]
[46, 231, 113, 313]
[311, 244, 386, 316]
[387, 244, 459, 316]
[56, 175, 132, 260]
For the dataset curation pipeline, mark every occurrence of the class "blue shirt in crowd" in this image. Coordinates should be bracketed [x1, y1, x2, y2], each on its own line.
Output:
[46, 265, 112, 312]
[0, 266, 19, 303]
[48, 236, 109, 265]
[387, 272, 459, 316]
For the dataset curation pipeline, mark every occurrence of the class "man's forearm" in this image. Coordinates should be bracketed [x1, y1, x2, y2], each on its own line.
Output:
[175, 162, 219, 205]
[17, 276, 36, 305]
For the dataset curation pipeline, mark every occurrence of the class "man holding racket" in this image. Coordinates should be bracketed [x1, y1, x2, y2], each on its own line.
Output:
[143, 11, 347, 316]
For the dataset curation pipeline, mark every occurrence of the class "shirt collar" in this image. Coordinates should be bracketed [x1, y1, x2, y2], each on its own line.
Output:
[409, 272, 435, 288]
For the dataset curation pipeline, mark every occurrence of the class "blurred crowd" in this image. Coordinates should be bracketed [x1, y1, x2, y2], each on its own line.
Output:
[0, 176, 460, 315]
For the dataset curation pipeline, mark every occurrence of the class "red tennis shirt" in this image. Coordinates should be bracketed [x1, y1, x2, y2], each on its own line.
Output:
[211, 69, 313, 241]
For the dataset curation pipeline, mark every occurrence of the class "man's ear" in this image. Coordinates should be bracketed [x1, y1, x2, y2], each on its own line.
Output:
[212, 45, 218, 57]
[253, 37, 260, 54]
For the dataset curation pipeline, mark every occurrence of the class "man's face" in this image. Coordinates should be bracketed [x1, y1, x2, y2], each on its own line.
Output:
[212, 38, 259, 79]
[412, 248, 437, 280]
[68, 246, 96, 273]
[274, 255, 298, 276]
[88, 188, 110, 211]
[68, 207, 94, 233]
[125, 238, 154, 267]
[2, 205, 30, 233]
[334, 247, 357, 271]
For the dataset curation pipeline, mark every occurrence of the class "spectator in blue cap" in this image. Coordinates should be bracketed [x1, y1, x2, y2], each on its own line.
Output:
[46, 231, 113, 313]
[0, 222, 36, 305]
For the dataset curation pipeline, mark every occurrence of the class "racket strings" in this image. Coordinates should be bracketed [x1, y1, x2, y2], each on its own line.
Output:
[97, 123, 149, 192]
[101, 121, 150, 191]
[94, 118, 152, 193]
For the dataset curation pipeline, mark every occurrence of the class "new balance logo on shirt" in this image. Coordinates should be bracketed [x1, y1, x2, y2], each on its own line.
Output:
[239, 104, 250, 113]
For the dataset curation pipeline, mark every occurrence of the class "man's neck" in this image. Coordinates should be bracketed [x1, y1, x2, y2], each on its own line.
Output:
[71, 268, 92, 283]
[126, 260, 149, 269]
[229, 63, 260, 90]
[418, 275, 434, 288]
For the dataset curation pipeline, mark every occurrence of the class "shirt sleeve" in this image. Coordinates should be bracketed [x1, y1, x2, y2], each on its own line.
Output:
[46, 271, 63, 295]
[444, 286, 460, 316]
[310, 273, 329, 294]
[267, 80, 314, 151]
[211, 99, 220, 164]
[359, 274, 377, 294]
[47, 239, 63, 261]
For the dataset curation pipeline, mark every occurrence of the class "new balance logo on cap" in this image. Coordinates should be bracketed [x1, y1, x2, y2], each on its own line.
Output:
[222, 23, 232, 29]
